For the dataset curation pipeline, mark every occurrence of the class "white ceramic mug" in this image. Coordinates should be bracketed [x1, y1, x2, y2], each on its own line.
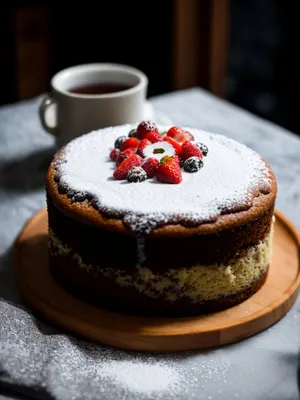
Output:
[39, 63, 149, 148]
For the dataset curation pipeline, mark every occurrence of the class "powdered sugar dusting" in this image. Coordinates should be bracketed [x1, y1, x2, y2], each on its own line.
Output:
[55, 124, 272, 233]
[98, 359, 183, 397]
[0, 301, 200, 400]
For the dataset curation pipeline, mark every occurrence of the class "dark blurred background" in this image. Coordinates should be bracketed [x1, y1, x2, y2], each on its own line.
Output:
[0, 0, 299, 134]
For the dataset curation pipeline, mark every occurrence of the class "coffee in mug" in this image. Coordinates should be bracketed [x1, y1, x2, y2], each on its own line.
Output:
[68, 83, 132, 95]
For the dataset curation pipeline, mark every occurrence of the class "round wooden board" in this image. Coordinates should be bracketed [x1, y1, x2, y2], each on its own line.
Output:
[14, 208, 300, 352]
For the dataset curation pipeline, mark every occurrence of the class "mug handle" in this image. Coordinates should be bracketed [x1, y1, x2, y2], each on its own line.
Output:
[39, 93, 59, 137]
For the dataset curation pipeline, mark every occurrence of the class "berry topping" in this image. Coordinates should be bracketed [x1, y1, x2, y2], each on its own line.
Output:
[167, 126, 194, 143]
[195, 142, 209, 156]
[163, 136, 182, 155]
[145, 130, 163, 143]
[110, 148, 120, 162]
[127, 166, 148, 183]
[116, 147, 136, 166]
[128, 129, 137, 138]
[180, 140, 202, 161]
[184, 156, 204, 172]
[113, 154, 143, 180]
[142, 142, 175, 161]
[182, 130, 195, 142]
[141, 157, 159, 177]
[156, 156, 182, 184]
[167, 126, 182, 139]
[137, 138, 151, 157]
[174, 155, 184, 167]
[120, 137, 140, 151]
[114, 135, 127, 149]
[110, 123, 208, 183]
[136, 121, 158, 140]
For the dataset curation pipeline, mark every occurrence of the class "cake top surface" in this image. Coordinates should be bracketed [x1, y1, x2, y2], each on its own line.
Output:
[53, 123, 274, 234]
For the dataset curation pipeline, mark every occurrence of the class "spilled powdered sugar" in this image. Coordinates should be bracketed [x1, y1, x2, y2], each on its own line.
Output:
[1, 301, 208, 400]
[55, 124, 272, 233]
[96, 359, 183, 398]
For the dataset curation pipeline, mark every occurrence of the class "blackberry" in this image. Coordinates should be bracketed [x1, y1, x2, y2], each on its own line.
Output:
[184, 156, 203, 172]
[114, 136, 127, 149]
[128, 129, 137, 138]
[195, 142, 209, 156]
[127, 166, 148, 182]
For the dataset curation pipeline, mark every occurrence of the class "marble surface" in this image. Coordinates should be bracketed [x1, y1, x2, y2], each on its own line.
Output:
[1, 88, 300, 400]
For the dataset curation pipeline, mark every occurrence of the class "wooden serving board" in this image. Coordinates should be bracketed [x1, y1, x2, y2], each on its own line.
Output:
[13, 208, 300, 352]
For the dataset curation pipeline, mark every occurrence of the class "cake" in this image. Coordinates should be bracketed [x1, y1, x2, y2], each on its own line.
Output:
[46, 121, 277, 317]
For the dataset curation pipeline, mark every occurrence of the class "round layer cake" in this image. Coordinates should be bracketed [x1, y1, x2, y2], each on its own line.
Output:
[46, 122, 277, 317]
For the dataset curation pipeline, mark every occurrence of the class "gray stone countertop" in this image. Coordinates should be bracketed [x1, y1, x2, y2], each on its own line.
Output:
[1, 88, 300, 400]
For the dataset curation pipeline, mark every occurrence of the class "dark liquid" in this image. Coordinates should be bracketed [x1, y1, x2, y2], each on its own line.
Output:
[69, 83, 132, 95]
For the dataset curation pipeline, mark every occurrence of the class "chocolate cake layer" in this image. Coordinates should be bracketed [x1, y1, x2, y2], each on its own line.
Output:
[49, 246, 269, 317]
[47, 194, 274, 269]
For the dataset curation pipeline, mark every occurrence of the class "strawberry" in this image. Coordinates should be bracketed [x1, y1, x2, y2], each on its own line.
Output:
[181, 130, 194, 142]
[163, 136, 181, 155]
[145, 130, 163, 143]
[116, 147, 136, 166]
[141, 157, 159, 177]
[137, 138, 151, 157]
[156, 156, 182, 184]
[110, 148, 120, 161]
[136, 121, 158, 140]
[174, 155, 184, 167]
[180, 141, 202, 161]
[113, 154, 143, 180]
[120, 137, 140, 151]
[167, 126, 194, 143]
[167, 126, 183, 140]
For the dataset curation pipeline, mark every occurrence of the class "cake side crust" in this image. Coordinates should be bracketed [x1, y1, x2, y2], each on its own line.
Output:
[47, 193, 274, 268]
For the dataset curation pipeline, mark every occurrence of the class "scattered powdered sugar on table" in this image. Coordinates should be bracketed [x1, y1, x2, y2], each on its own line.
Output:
[49, 342, 192, 400]
[0, 300, 238, 399]
[98, 359, 184, 398]
[55, 124, 272, 233]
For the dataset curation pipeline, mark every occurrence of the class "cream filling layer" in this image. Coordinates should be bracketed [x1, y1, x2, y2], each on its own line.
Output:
[49, 223, 273, 302]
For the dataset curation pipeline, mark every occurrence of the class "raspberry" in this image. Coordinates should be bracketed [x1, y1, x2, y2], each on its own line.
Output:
[163, 136, 182, 155]
[145, 130, 163, 143]
[136, 121, 158, 140]
[120, 137, 140, 151]
[195, 142, 209, 156]
[113, 154, 143, 180]
[110, 148, 120, 161]
[184, 156, 204, 172]
[127, 166, 148, 182]
[116, 147, 136, 166]
[167, 126, 194, 143]
[137, 138, 151, 157]
[114, 135, 127, 149]
[156, 156, 182, 184]
[128, 128, 137, 138]
[180, 141, 202, 161]
[141, 157, 159, 177]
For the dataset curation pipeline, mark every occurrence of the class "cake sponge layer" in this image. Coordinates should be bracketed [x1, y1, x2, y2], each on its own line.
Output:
[49, 224, 273, 303]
